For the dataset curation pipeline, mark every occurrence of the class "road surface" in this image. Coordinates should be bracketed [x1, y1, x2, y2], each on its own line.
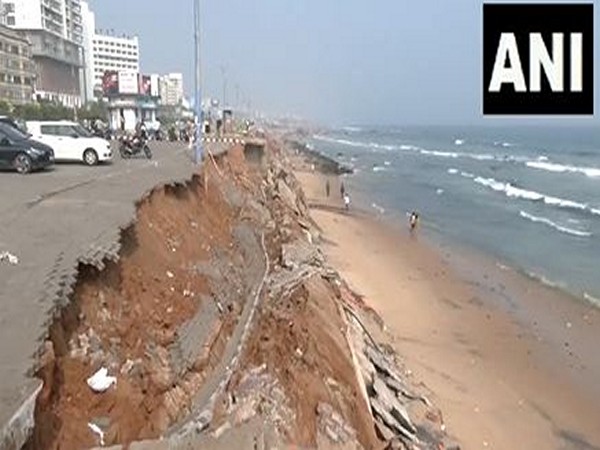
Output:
[0, 142, 223, 448]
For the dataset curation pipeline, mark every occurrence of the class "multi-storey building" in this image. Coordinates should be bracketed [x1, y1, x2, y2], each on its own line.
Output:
[0, 24, 34, 104]
[91, 31, 139, 95]
[159, 72, 183, 106]
[2, 0, 84, 107]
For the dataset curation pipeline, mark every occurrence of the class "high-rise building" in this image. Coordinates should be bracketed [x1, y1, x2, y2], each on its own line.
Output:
[1, 0, 84, 107]
[159, 72, 183, 106]
[80, 0, 94, 102]
[0, 24, 35, 104]
[91, 31, 139, 95]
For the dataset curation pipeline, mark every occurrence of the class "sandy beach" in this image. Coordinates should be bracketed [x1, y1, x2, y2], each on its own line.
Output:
[295, 165, 600, 450]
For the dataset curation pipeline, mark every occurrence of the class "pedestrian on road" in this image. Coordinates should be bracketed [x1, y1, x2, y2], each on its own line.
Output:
[326, 179, 330, 197]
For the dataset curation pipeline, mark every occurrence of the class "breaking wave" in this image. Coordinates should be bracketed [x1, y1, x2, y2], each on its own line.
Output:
[454, 139, 465, 146]
[471, 176, 600, 217]
[584, 292, 600, 308]
[519, 211, 592, 238]
[525, 161, 600, 178]
[371, 203, 386, 214]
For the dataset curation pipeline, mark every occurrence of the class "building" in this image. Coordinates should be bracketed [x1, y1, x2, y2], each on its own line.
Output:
[101, 70, 160, 131]
[91, 31, 139, 96]
[80, 0, 94, 102]
[1, 0, 84, 107]
[0, 24, 34, 104]
[159, 72, 183, 106]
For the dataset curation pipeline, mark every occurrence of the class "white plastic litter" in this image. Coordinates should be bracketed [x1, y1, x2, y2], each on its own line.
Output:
[88, 422, 105, 446]
[0, 251, 19, 265]
[87, 367, 117, 393]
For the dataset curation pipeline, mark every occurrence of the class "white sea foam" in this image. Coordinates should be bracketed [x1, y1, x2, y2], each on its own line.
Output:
[591, 208, 600, 216]
[583, 292, 600, 308]
[460, 171, 475, 179]
[473, 176, 591, 213]
[372, 166, 385, 172]
[400, 144, 419, 151]
[312, 135, 367, 148]
[454, 139, 465, 146]
[420, 149, 459, 158]
[526, 161, 600, 178]
[519, 211, 592, 237]
[526, 271, 565, 289]
[340, 126, 362, 133]
[436, 188, 444, 195]
[448, 168, 459, 175]
[371, 203, 386, 214]
[383, 161, 391, 166]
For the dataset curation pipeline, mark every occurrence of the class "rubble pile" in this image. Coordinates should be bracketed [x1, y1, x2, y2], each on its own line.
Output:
[24, 140, 459, 450]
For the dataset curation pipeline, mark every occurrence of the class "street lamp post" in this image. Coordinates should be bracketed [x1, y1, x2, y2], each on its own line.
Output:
[193, 0, 203, 164]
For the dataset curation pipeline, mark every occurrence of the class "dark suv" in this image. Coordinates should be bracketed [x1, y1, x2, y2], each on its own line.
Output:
[0, 123, 55, 174]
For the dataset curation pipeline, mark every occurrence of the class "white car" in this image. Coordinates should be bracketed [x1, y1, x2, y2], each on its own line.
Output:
[26, 121, 112, 165]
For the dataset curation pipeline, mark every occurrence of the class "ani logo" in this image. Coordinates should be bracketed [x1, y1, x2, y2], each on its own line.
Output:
[483, 4, 593, 115]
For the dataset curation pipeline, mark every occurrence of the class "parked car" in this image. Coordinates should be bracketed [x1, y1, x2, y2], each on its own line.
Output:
[0, 123, 54, 174]
[0, 116, 27, 133]
[26, 120, 112, 166]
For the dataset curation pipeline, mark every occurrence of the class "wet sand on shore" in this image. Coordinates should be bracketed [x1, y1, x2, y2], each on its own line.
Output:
[296, 167, 600, 450]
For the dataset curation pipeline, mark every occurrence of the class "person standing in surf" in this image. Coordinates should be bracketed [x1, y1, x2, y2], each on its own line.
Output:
[409, 211, 419, 232]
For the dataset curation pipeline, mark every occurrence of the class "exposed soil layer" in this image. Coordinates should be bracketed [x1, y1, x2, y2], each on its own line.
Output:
[25, 148, 263, 450]
[238, 277, 380, 449]
[24, 139, 447, 450]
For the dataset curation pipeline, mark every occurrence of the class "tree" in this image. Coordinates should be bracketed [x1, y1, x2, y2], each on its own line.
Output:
[77, 101, 108, 122]
[0, 100, 12, 115]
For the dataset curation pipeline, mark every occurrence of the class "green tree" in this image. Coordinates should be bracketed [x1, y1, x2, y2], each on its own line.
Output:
[0, 100, 12, 115]
[77, 101, 108, 122]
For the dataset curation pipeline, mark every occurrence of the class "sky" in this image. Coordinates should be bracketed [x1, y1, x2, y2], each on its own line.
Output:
[88, 0, 598, 126]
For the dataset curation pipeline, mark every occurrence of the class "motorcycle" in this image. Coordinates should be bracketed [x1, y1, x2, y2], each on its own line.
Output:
[118, 134, 152, 159]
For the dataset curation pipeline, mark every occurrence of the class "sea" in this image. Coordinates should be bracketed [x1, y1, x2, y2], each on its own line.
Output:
[307, 125, 600, 306]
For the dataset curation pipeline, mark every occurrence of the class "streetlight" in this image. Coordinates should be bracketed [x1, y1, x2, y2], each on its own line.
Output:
[193, 0, 203, 164]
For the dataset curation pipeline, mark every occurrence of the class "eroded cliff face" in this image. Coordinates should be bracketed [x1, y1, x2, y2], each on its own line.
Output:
[25, 141, 453, 450]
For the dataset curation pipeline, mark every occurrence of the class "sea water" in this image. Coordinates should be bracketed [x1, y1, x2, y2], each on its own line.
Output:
[308, 126, 600, 305]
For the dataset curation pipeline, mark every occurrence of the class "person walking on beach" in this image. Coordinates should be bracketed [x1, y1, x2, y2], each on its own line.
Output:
[343, 193, 351, 211]
[409, 211, 419, 232]
[325, 179, 330, 197]
[340, 182, 346, 199]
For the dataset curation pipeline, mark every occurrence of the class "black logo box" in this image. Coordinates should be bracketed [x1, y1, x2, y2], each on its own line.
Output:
[483, 3, 593, 115]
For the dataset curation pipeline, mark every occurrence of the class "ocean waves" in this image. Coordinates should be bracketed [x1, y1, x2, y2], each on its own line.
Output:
[525, 160, 600, 178]
[313, 134, 600, 184]
[519, 211, 592, 237]
[470, 175, 599, 218]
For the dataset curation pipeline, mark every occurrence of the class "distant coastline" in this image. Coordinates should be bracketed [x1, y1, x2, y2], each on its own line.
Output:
[285, 138, 353, 176]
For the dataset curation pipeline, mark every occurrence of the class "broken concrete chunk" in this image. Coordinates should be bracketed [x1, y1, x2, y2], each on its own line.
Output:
[366, 346, 403, 381]
[373, 377, 417, 435]
[374, 417, 395, 441]
[370, 397, 416, 442]
[276, 179, 299, 214]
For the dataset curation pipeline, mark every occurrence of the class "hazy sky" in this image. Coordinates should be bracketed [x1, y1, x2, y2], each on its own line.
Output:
[88, 0, 598, 126]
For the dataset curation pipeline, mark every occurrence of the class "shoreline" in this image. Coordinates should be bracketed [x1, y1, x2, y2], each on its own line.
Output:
[298, 138, 600, 311]
[292, 158, 600, 449]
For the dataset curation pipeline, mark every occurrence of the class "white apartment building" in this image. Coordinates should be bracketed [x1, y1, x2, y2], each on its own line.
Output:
[91, 32, 139, 94]
[1, 0, 84, 106]
[159, 72, 183, 106]
[80, 0, 94, 102]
